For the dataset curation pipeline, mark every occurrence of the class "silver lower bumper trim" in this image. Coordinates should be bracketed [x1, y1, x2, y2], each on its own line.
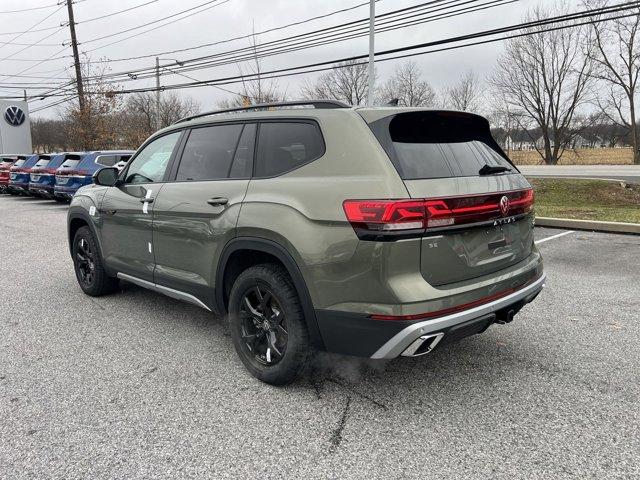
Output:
[371, 274, 546, 359]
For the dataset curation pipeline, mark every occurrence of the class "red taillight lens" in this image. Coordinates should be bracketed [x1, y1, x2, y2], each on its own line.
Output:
[343, 189, 534, 238]
[343, 200, 426, 231]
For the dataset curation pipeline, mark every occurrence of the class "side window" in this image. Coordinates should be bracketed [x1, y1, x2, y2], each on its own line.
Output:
[125, 131, 181, 184]
[176, 124, 243, 181]
[255, 122, 325, 178]
[229, 123, 256, 178]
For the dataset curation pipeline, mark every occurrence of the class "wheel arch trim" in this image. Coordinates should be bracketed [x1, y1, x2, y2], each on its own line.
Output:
[215, 237, 325, 350]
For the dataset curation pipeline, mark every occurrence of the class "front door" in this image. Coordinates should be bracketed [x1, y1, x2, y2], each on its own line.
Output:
[152, 123, 255, 305]
[99, 131, 183, 282]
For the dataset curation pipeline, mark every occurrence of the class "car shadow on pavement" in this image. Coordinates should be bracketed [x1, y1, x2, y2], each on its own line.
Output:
[113, 280, 547, 409]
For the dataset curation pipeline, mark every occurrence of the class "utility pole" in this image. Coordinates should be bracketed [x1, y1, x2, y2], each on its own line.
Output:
[66, 0, 85, 110]
[155, 57, 161, 130]
[366, 0, 375, 107]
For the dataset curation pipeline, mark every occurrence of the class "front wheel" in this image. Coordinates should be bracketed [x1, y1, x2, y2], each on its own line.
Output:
[228, 263, 310, 385]
[72, 226, 119, 296]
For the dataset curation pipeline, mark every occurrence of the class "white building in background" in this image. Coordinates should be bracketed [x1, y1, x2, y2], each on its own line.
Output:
[0, 99, 33, 154]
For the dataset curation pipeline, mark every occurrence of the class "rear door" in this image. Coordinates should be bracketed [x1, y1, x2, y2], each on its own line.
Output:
[152, 122, 254, 303]
[99, 131, 183, 282]
[367, 111, 535, 286]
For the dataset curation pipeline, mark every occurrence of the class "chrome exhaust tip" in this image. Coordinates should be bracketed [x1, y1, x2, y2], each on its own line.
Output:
[401, 332, 445, 357]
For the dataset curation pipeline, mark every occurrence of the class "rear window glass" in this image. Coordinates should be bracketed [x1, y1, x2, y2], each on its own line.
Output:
[59, 159, 80, 169]
[34, 158, 51, 168]
[373, 112, 514, 180]
[255, 122, 325, 177]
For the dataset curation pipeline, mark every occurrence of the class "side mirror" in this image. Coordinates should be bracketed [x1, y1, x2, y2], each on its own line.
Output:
[93, 167, 119, 187]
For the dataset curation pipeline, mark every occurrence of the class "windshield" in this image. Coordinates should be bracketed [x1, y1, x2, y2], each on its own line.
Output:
[13, 159, 26, 168]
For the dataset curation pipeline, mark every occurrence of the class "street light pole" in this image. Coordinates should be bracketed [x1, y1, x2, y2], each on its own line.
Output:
[366, 0, 375, 107]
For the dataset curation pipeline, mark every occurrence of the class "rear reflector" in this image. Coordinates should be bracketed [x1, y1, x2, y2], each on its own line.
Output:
[343, 189, 534, 238]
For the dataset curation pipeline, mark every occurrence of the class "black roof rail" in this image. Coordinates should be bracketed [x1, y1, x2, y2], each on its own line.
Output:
[174, 99, 351, 124]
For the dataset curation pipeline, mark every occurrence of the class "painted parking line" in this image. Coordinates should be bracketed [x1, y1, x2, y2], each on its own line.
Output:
[535, 230, 574, 245]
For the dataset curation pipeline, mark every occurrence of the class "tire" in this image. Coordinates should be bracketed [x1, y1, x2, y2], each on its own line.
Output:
[228, 263, 310, 386]
[72, 226, 119, 296]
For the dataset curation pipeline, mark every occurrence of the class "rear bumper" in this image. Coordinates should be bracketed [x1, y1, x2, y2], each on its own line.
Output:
[54, 187, 77, 198]
[8, 182, 29, 193]
[29, 183, 54, 196]
[315, 273, 545, 359]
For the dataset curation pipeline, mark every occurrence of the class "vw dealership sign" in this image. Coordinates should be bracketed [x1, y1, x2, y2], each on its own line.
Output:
[4, 106, 26, 127]
[0, 100, 32, 153]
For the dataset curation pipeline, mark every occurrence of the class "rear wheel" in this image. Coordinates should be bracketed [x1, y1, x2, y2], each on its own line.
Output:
[228, 263, 310, 385]
[72, 226, 118, 296]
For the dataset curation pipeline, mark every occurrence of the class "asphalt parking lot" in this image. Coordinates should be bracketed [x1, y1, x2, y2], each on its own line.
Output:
[1, 194, 639, 480]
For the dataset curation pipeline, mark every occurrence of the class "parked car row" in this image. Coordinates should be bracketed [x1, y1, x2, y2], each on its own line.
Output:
[0, 151, 133, 201]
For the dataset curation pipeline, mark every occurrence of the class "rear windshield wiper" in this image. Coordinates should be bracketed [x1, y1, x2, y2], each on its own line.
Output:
[479, 164, 511, 176]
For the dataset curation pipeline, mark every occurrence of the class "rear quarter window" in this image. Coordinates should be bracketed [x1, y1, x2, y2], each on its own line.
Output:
[255, 121, 325, 178]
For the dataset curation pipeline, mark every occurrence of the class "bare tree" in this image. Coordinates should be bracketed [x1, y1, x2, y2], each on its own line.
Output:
[218, 33, 286, 107]
[584, 0, 640, 164]
[300, 60, 371, 105]
[62, 56, 123, 151]
[123, 91, 200, 146]
[377, 61, 436, 106]
[490, 5, 593, 165]
[444, 71, 483, 112]
[31, 118, 70, 153]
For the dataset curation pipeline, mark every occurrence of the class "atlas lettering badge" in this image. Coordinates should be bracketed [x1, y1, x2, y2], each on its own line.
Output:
[4, 106, 26, 127]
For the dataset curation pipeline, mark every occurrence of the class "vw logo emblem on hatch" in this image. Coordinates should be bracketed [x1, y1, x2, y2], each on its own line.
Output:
[4, 106, 26, 127]
[499, 196, 510, 216]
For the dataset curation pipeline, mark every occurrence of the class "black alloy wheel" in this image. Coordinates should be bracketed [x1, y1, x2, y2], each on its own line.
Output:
[75, 237, 96, 287]
[239, 282, 289, 365]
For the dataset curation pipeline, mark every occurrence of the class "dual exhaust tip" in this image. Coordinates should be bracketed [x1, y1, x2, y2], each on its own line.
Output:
[401, 309, 518, 357]
[401, 332, 445, 357]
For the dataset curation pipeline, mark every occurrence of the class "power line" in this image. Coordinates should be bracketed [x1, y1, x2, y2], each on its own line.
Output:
[86, 0, 382, 64]
[97, 1, 640, 96]
[0, 2, 64, 14]
[27, 0, 639, 108]
[16, 0, 509, 97]
[0, 27, 66, 62]
[82, 0, 472, 83]
[81, 0, 231, 46]
[76, 0, 159, 24]
[0, 3, 65, 50]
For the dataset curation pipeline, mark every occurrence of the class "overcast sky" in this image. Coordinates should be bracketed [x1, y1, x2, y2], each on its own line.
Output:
[0, 0, 577, 118]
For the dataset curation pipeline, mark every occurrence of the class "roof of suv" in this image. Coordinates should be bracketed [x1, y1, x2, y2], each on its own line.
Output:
[159, 100, 483, 135]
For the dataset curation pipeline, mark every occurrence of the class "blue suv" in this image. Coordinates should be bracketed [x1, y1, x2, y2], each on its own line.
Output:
[29, 153, 80, 198]
[54, 151, 133, 200]
[8, 154, 42, 195]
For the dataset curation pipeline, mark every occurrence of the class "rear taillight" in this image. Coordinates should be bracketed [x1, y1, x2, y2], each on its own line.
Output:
[343, 189, 534, 239]
[342, 200, 425, 232]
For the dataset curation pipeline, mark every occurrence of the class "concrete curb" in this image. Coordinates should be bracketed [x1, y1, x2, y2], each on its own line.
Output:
[535, 217, 640, 235]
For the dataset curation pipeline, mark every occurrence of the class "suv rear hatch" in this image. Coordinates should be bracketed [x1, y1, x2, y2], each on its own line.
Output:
[363, 110, 535, 286]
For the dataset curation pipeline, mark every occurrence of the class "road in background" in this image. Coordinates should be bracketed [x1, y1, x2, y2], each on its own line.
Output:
[519, 164, 640, 183]
[1, 197, 639, 479]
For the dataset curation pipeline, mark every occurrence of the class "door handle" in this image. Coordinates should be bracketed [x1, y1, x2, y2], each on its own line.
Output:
[140, 197, 154, 203]
[207, 197, 228, 206]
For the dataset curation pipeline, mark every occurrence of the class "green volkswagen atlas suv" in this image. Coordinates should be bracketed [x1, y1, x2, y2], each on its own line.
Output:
[67, 100, 545, 385]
